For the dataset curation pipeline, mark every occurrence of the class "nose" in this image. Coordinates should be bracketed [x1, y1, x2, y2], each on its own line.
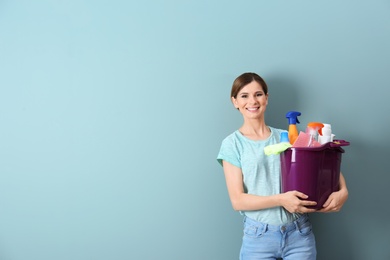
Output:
[249, 95, 258, 104]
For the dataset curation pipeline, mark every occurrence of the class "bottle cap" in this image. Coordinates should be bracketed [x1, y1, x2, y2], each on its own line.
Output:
[280, 132, 290, 143]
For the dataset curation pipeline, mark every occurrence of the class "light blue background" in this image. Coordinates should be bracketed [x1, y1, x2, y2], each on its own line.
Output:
[0, 1, 389, 259]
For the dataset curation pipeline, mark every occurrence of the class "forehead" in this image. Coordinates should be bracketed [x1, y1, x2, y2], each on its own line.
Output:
[238, 81, 265, 93]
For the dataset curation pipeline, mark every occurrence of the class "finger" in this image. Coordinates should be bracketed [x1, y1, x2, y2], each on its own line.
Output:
[298, 201, 318, 213]
[319, 207, 337, 213]
[317, 208, 330, 213]
[322, 200, 330, 208]
[301, 200, 317, 206]
[318, 203, 339, 213]
[322, 195, 335, 208]
[300, 206, 317, 213]
[293, 191, 309, 199]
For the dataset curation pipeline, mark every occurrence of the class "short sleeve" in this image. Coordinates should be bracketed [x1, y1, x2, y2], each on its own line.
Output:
[216, 136, 241, 169]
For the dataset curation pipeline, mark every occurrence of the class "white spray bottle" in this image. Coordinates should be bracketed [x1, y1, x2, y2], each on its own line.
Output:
[306, 122, 324, 147]
[318, 123, 333, 144]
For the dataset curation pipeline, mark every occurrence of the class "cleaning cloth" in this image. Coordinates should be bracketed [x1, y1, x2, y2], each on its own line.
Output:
[264, 142, 292, 155]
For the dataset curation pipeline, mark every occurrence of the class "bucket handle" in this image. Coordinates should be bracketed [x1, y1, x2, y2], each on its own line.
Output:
[329, 139, 350, 148]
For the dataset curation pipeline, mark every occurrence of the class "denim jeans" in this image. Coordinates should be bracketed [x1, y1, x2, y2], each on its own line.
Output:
[239, 214, 316, 260]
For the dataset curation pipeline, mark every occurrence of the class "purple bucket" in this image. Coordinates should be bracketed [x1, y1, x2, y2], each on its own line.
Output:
[280, 141, 348, 210]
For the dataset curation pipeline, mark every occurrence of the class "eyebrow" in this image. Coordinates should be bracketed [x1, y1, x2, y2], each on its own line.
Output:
[239, 91, 264, 95]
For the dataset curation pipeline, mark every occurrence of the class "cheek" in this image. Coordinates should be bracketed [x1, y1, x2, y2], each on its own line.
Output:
[233, 99, 242, 108]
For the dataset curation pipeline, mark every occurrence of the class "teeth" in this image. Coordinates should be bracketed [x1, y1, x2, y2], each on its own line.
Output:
[247, 108, 259, 111]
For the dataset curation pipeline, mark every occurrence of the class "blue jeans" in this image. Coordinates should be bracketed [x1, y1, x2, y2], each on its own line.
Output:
[240, 214, 316, 260]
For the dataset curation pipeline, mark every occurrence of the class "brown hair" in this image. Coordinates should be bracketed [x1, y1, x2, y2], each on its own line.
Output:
[231, 72, 268, 99]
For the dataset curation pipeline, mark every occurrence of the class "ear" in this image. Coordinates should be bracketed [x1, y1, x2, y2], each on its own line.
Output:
[231, 96, 239, 109]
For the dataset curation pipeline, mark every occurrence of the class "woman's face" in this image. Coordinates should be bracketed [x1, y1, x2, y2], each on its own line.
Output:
[231, 81, 268, 120]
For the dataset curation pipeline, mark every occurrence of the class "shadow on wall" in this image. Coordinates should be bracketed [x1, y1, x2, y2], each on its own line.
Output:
[264, 74, 301, 129]
[304, 131, 357, 259]
[310, 137, 390, 259]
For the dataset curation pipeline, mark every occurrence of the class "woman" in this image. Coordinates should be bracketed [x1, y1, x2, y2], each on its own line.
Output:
[217, 72, 348, 260]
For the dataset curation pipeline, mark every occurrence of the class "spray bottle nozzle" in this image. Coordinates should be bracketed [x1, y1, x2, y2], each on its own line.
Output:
[286, 111, 301, 125]
[307, 122, 324, 135]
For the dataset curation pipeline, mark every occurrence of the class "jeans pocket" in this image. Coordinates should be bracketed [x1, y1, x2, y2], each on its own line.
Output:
[243, 223, 265, 238]
[297, 219, 313, 236]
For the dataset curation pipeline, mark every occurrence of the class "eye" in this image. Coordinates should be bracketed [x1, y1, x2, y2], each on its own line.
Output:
[240, 94, 248, 98]
[256, 93, 263, 97]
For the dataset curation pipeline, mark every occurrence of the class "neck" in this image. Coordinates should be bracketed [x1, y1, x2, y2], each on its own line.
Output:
[239, 119, 270, 140]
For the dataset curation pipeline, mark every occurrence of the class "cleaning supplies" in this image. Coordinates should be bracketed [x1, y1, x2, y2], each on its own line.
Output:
[292, 131, 311, 147]
[306, 122, 324, 147]
[264, 142, 292, 155]
[280, 132, 290, 143]
[318, 123, 332, 144]
[280, 111, 351, 208]
[285, 111, 301, 145]
[281, 141, 349, 209]
[264, 132, 292, 155]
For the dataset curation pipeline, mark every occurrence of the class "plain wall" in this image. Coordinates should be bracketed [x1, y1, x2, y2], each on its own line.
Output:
[0, 1, 389, 259]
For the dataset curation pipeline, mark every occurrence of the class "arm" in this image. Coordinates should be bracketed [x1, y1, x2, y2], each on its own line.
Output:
[318, 172, 349, 213]
[222, 160, 317, 213]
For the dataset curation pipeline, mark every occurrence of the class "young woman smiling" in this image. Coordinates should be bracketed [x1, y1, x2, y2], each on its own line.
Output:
[217, 72, 348, 260]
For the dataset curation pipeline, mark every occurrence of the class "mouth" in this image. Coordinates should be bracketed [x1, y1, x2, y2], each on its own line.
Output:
[246, 107, 259, 112]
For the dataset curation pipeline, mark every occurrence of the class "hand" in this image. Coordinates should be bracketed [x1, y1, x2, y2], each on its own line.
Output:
[317, 188, 349, 213]
[280, 191, 317, 214]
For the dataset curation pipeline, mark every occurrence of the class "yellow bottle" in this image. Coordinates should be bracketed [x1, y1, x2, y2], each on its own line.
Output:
[286, 111, 301, 145]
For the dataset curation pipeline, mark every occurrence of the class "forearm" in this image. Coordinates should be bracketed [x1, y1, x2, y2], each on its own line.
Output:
[230, 190, 317, 213]
[338, 172, 349, 198]
[229, 193, 281, 211]
[223, 160, 316, 213]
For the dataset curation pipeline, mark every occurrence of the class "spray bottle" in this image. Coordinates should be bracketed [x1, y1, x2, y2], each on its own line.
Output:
[306, 122, 324, 147]
[318, 123, 332, 144]
[285, 111, 301, 145]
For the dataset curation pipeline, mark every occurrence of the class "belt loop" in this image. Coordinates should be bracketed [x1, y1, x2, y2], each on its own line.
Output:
[294, 214, 306, 231]
[294, 215, 301, 231]
[263, 223, 268, 233]
[294, 219, 299, 231]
